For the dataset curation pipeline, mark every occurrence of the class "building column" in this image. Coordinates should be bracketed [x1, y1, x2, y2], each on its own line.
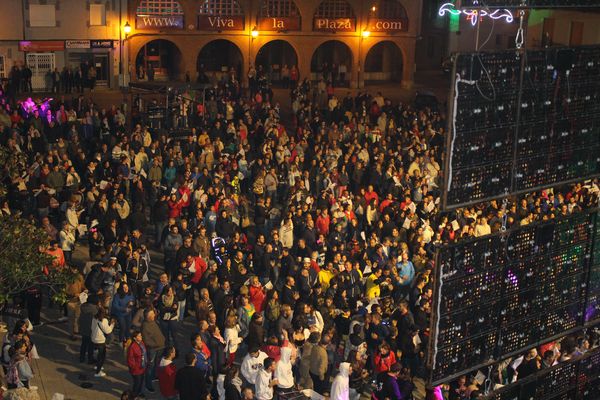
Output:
[401, 40, 416, 89]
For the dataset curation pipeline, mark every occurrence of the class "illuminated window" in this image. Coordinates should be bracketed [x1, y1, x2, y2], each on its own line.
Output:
[315, 0, 354, 19]
[136, 0, 184, 15]
[259, 0, 300, 18]
[371, 0, 408, 19]
[199, 0, 244, 15]
[0, 55, 5, 78]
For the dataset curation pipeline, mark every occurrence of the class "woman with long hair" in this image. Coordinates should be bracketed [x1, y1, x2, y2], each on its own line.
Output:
[157, 285, 179, 347]
[224, 314, 242, 366]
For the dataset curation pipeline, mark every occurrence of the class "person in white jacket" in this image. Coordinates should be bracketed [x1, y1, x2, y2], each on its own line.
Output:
[241, 346, 268, 386]
[59, 222, 76, 264]
[274, 337, 295, 395]
[255, 357, 277, 400]
[224, 315, 243, 365]
[90, 308, 115, 377]
[330, 362, 352, 400]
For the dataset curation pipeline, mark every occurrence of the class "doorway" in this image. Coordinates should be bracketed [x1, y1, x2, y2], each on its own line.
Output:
[93, 54, 110, 86]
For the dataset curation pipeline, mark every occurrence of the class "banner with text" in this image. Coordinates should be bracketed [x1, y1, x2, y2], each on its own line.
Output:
[19, 41, 65, 52]
[136, 15, 184, 29]
[258, 17, 300, 31]
[198, 15, 244, 31]
[313, 18, 355, 32]
[368, 18, 408, 32]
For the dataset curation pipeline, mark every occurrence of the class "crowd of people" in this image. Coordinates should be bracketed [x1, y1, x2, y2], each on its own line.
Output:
[4, 60, 99, 98]
[0, 60, 598, 400]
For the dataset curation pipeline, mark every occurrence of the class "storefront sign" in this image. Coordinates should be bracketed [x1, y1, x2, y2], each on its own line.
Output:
[19, 41, 65, 52]
[257, 17, 300, 31]
[136, 15, 184, 29]
[90, 40, 115, 49]
[368, 18, 408, 32]
[65, 40, 116, 49]
[65, 40, 90, 49]
[313, 18, 355, 32]
[198, 15, 244, 30]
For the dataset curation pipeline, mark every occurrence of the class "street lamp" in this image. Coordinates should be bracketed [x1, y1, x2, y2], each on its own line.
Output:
[120, 21, 132, 87]
[123, 21, 132, 38]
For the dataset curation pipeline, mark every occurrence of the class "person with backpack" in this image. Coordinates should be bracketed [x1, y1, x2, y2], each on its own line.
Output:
[126, 330, 148, 398]
[6, 339, 33, 389]
[91, 308, 115, 377]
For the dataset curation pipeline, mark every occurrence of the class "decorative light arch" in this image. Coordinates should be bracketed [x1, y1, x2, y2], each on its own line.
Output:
[438, 2, 513, 26]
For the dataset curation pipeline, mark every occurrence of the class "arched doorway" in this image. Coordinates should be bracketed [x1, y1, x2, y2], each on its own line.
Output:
[197, 40, 243, 83]
[135, 39, 183, 81]
[364, 41, 403, 84]
[255, 40, 298, 86]
[311, 40, 353, 87]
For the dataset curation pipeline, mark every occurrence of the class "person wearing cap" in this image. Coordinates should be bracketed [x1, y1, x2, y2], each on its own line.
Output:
[372, 362, 403, 400]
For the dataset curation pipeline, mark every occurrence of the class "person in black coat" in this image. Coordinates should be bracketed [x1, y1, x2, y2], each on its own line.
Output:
[84, 262, 109, 295]
[175, 353, 210, 400]
[246, 313, 265, 350]
[207, 325, 226, 377]
[215, 209, 235, 239]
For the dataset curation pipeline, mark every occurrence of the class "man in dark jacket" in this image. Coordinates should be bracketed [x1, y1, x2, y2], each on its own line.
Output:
[175, 352, 210, 400]
[84, 263, 109, 295]
[373, 362, 404, 400]
[79, 294, 99, 363]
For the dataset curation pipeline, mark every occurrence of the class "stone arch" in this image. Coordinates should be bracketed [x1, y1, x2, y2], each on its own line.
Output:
[311, 40, 354, 85]
[255, 39, 299, 85]
[363, 40, 404, 84]
[197, 39, 244, 81]
[134, 38, 184, 81]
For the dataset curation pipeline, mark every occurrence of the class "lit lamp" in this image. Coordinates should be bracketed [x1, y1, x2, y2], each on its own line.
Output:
[251, 26, 259, 39]
[361, 30, 371, 38]
[123, 21, 132, 38]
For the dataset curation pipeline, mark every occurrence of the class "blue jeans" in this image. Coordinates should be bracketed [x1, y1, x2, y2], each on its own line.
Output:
[159, 319, 179, 347]
[116, 314, 132, 342]
[145, 348, 162, 389]
[132, 373, 144, 396]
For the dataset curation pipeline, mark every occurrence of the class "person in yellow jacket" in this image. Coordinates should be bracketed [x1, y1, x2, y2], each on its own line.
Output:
[318, 262, 335, 291]
[366, 268, 384, 299]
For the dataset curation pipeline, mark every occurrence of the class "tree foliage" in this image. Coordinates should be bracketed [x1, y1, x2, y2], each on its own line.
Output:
[0, 214, 74, 305]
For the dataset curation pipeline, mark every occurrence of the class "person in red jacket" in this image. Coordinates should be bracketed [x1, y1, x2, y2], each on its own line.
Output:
[315, 209, 331, 236]
[374, 343, 397, 374]
[157, 346, 178, 400]
[127, 330, 149, 397]
[248, 275, 266, 313]
[187, 254, 208, 286]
